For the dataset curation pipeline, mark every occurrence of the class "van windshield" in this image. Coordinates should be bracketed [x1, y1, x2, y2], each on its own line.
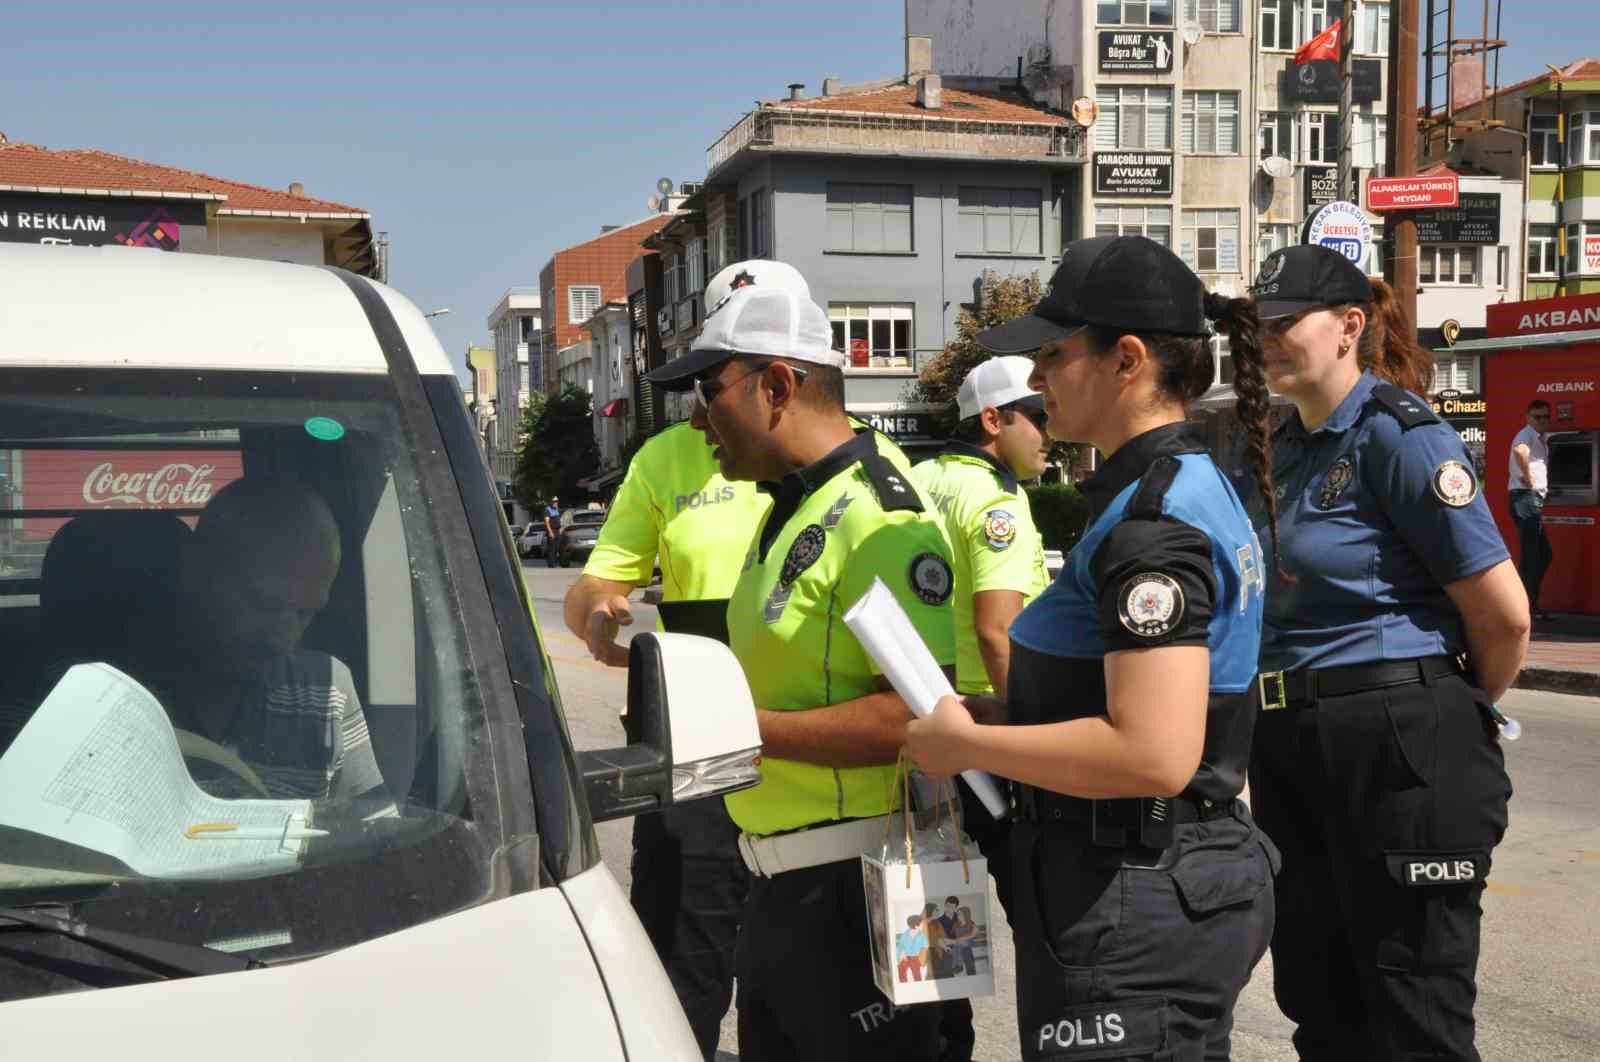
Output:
[0, 368, 522, 997]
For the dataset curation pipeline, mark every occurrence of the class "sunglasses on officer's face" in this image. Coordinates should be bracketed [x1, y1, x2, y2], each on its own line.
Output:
[1007, 403, 1049, 431]
[693, 360, 808, 409]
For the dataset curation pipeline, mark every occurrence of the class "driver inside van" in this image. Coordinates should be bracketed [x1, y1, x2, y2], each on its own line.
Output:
[156, 478, 390, 806]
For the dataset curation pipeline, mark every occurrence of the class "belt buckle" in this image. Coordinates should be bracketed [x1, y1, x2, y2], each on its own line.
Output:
[1258, 671, 1287, 712]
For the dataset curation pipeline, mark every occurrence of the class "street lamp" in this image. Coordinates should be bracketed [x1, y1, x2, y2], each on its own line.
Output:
[424, 308, 451, 319]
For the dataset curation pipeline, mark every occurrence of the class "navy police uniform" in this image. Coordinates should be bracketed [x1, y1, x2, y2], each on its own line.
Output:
[1251, 371, 1512, 1062]
[975, 235, 1279, 1061]
[1247, 244, 1514, 1062]
[1005, 426, 1278, 1061]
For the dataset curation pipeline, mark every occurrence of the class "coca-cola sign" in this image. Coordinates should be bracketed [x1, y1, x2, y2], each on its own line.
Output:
[81, 461, 222, 506]
[20, 449, 244, 539]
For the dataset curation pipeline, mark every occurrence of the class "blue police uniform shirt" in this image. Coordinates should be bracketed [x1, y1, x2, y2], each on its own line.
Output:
[1006, 425, 1265, 803]
[1258, 371, 1510, 672]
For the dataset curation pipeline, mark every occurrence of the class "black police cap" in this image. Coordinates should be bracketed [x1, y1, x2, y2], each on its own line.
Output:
[1250, 244, 1373, 320]
[976, 235, 1209, 354]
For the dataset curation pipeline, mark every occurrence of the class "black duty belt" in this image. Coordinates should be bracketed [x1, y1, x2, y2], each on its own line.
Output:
[1257, 654, 1464, 712]
[1017, 789, 1235, 849]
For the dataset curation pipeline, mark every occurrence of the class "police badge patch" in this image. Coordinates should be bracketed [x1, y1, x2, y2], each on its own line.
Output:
[1431, 459, 1479, 507]
[908, 552, 954, 605]
[765, 524, 827, 622]
[982, 509, 1018, 551]
[1316, 456, 1355, 509]
[1117, 572, 1185, 638]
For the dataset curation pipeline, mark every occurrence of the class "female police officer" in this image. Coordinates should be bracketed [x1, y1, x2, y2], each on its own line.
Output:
[1244, 244, 1527, 1062]
[905, 235, 1282, 1060]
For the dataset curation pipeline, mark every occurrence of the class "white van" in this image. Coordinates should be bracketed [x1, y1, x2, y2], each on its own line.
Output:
[0, 244, 762, 1057]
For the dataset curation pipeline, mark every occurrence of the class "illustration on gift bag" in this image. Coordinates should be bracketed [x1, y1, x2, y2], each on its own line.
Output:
[862, 758, 995, 1006]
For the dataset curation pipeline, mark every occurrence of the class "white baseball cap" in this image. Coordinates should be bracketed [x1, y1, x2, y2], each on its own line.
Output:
[956, 356, 1044, 421]
[646, 259, 842, 390]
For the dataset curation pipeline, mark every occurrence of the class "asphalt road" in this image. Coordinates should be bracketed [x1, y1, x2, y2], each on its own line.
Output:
[524, 562, 1600, 1061]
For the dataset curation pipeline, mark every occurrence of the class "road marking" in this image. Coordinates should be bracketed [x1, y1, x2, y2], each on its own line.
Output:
[1485, 881, 1530, 896]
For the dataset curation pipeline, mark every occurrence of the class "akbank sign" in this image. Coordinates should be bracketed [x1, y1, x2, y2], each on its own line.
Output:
[1301, 200, 1373, 265]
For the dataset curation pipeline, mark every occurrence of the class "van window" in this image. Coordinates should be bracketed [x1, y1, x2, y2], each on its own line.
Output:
[0, 368, 518, 998]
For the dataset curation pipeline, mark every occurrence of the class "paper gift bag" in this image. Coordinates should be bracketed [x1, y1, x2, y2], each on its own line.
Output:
[861, 762, 995, 1006]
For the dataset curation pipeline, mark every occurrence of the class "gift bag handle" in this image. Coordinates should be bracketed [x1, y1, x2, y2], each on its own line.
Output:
[884, 753, 972, 888]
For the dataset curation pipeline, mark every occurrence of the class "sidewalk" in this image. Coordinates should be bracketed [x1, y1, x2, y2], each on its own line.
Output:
[1519, 614, 1600, 696]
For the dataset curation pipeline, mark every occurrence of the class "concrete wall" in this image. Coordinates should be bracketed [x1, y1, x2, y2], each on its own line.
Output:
[210, 220, 325, 264]
[908, 0, 1080, 97]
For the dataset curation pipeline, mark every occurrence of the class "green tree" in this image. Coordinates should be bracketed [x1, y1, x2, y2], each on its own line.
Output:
[512, 386, 598, 512]
[915, 271, 1046, 433]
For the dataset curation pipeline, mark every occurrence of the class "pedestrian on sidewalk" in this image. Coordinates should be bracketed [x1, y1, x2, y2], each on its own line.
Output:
[543, 496, 561, 568]
[563, 325, 771, 1058]
[1510, 399, 1554, 620]
[1244, 244, 1528, 1062]
[646, 257, 955, 1061]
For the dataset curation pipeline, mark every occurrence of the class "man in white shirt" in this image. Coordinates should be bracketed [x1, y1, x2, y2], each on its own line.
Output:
[1509, 399, 1554, 619]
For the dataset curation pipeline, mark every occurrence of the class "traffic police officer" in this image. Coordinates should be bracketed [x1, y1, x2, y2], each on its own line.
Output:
[904, 235, 1282, 1060]
[563, 397, 771, 1058]
[646, 259, 956, 1061]
[1245, 245, 1527, 1061]
[913, 355, 1051, 1061]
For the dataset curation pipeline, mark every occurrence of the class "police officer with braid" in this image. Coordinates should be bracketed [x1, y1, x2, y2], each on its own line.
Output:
[1245, 245, 1527, 1061]
[905, 235, 1281, 1061]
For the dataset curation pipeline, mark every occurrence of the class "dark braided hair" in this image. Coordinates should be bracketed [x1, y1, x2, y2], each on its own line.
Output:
[1202, 291, 1286, 579]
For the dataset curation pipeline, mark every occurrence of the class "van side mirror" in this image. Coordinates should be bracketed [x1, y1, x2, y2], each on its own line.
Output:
[577, 632, 762, 823]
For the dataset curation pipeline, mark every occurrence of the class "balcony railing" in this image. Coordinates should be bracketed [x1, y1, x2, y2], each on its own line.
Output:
[709, 108, 1086, 174]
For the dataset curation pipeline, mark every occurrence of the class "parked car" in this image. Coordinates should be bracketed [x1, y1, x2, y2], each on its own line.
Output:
[518, 524, 547, 558]
[556, 509, 607, 567]
[0, 243, 763, 1056]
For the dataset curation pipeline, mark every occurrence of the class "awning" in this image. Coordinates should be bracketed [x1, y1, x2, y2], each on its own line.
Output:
[1451, 328, 1600, 353]
[601, 398, 630, 418]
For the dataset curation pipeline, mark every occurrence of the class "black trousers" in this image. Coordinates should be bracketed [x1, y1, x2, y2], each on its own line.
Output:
[1250, 672, 1512, 1061]
[936, 777, 1015, 1062]
[736, 857, 943, 1062]
[629, 796, 750, 1061]
[1510, 490, 1552, 610]
[1010, 807, 1277, 1061]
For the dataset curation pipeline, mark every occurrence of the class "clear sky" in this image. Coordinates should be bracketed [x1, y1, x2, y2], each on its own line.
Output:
[3, 0, 1595, 372]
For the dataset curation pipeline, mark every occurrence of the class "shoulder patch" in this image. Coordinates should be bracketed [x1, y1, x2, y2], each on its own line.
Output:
[861, 452, 924, 514]
[1117, 571, 1186, 638]
[908, 552, 954, 605]
[1371, 383, 1440, 429]
[1431, 459, 1479, 508]
[982, 509, 1018, 551]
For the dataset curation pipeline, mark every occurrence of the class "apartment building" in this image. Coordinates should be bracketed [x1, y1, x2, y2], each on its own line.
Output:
[463, 344, 497, 456]
[538, 215, 675, 397]
[485, 288, 542, 511]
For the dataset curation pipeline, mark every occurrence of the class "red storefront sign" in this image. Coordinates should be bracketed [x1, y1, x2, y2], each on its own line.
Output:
[1366, 174, 1460, 211]
[20, 449, 244, 538]
[1486, 292, 1600, 337]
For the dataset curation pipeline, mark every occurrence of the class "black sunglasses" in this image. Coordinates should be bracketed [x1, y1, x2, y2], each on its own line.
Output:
[1006, 402, 1049, 430]
[694, 360, 808, 408]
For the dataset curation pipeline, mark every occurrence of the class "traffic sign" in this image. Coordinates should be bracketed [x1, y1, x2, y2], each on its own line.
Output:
[1366, 174, 1460, 212]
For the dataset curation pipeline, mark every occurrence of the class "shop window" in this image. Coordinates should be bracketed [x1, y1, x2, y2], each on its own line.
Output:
[826, 183, 914, 253]
[1182, 92, 1240, 154]
[1180, 209, 1240, 273]
[1096, 205, 1173, 247]
[829, 304, 914, 369]
[1097, 0, 1174, 25]
[958, 188, 1043, 255]
[1094, 86, 1175, 151]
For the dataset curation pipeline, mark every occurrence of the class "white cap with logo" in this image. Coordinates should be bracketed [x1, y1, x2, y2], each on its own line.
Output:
[957, 355, 1044, 421]
[645, 259, 842, 389]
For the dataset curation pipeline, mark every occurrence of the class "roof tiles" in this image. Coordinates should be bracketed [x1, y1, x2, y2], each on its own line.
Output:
[767, 84, 1066, 125]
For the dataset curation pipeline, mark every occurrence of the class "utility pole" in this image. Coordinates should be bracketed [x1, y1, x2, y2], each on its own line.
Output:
[1384, 0, 1420, 327]
[1337, 0, 1356, 202]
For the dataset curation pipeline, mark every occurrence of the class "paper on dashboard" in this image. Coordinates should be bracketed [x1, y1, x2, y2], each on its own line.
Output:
[842, 578, 1009, 820]
[0, 663, 313, 878]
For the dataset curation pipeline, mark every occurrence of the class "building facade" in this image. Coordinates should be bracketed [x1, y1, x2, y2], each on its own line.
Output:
[0, 139, 382, 276]
[485, 288, 543, 514]
[701, 50, 1085, 452]
[464, 344, 497, 459]
[580, 303, 636, 491]
[538, 216, 675, 397]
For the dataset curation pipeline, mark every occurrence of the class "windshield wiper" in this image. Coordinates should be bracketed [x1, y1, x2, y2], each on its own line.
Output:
[0, 905, 262, 979]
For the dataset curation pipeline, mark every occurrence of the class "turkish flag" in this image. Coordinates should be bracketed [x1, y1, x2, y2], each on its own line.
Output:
[1293, 19, 1341, 64]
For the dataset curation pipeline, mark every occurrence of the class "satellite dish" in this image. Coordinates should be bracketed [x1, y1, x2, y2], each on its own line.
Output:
[1181, 22, 1203, 47]
[655, 177, 675, 195]
[1071, 96, 1099, 126]
[647, 195, 663, 212]
[1261, 155, 1294, 179]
